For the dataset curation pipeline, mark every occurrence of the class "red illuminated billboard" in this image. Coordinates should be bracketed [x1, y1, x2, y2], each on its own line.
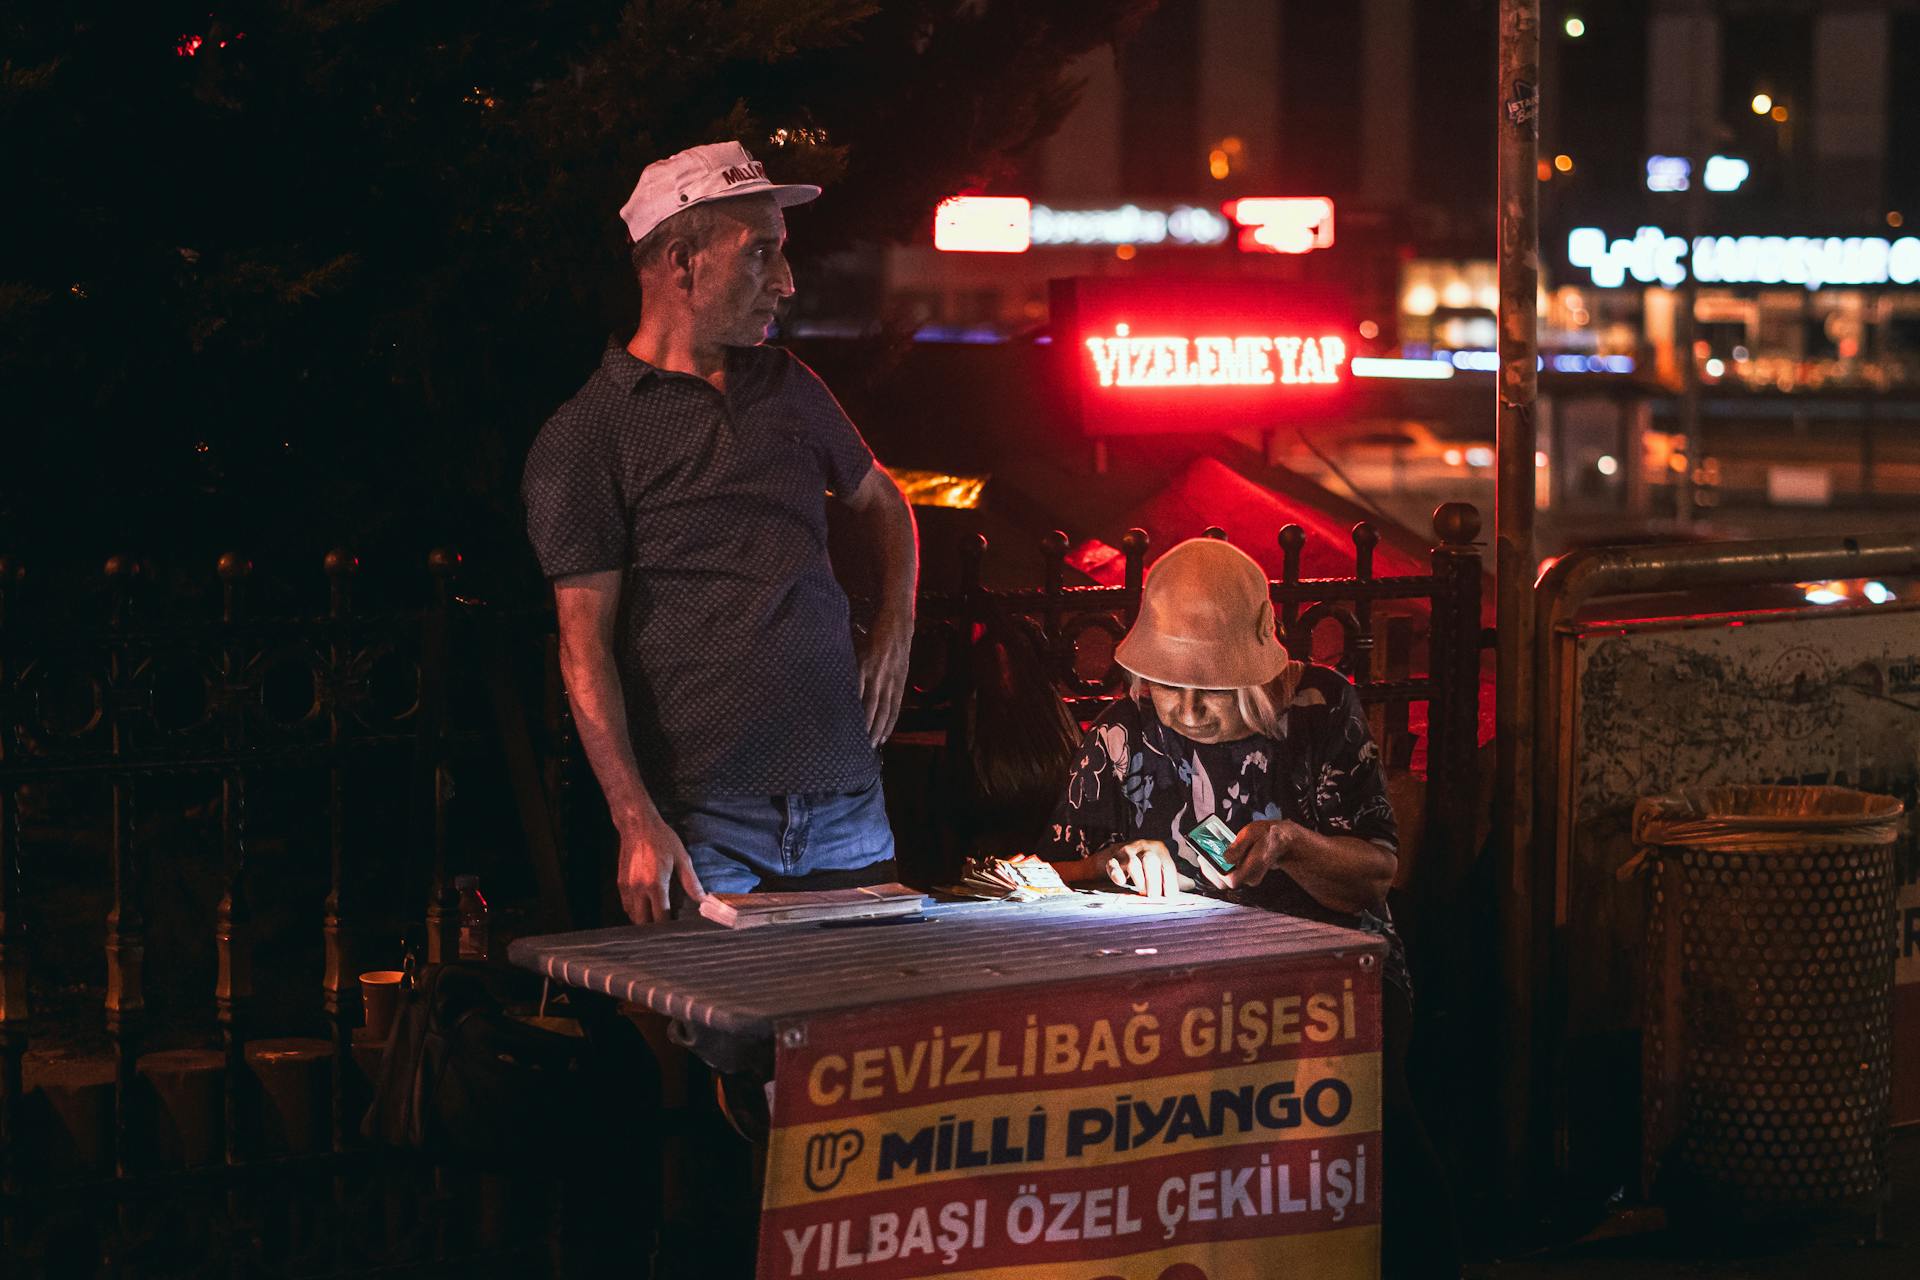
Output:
[1050, 277, 1352, 437]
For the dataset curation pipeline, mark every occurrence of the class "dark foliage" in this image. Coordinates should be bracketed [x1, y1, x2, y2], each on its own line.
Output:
[2, 1, 1152, 578]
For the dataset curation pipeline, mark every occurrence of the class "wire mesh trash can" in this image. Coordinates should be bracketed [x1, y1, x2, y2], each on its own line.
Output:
[1634, 785, 1905, 1208]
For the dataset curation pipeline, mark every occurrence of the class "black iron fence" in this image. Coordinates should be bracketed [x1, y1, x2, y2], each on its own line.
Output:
[0, 506, 1486, 1275]
[0, 549, 564, 1275]
[895, 505, 1486, 905]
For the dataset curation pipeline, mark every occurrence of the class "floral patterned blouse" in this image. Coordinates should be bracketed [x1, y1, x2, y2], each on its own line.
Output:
[1047, 664, 1410, 995]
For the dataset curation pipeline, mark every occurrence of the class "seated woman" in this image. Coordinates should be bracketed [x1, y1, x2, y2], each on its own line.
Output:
[1045, 536, 1457, 1279]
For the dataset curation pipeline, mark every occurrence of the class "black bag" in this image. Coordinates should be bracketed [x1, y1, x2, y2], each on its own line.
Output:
[361, 962, 608, 1158]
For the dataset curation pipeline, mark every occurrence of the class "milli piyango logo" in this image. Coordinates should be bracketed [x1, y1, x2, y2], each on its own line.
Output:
[804, 1128, 865, 1193]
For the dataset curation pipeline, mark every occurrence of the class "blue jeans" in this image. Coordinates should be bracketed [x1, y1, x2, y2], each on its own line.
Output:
[662, 778, 897, 895]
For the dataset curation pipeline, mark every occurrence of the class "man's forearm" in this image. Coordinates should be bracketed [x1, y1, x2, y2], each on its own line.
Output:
[558, 640, 663, 835]
[864, 477, 918, 630]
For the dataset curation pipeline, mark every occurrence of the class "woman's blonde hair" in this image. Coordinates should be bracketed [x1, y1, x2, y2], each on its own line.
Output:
[1128, 667, 1298, 740]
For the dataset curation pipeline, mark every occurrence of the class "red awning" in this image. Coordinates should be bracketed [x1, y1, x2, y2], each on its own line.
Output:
[1116, 456, 1433, 580]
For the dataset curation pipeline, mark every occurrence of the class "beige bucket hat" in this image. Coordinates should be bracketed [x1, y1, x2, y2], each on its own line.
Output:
[1114, 538, 1292, 690]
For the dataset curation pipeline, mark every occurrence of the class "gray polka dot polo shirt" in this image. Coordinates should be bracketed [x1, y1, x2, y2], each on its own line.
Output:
[523, 339, 880, 800]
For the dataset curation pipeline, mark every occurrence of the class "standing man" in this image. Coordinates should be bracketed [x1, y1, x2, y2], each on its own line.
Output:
[523, 141, 917, 925]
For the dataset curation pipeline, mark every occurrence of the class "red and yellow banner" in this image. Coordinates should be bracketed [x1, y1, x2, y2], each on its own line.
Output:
[759, 957, 1382, 1280]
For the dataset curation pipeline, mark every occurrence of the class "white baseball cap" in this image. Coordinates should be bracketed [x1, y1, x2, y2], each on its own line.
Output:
[618, 141, 821, 243]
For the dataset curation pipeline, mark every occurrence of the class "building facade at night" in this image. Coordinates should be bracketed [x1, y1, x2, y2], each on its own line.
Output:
[817, 0, 1920, 525]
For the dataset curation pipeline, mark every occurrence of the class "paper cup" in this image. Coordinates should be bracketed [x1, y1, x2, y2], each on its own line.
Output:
[360, 970, 405, 1043]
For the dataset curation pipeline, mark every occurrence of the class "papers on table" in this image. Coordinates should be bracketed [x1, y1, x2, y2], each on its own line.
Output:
[954, 854, 1074, 902]
[698, 882, 926, 929]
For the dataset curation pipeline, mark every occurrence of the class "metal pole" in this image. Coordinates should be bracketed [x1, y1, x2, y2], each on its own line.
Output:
[1496, 0, 1541, 1204]
[1675, 10, 1712, 527]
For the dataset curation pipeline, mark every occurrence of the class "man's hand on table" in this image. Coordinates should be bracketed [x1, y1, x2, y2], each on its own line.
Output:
[617, 814, 705, 924]
[858, 612, 913, 746]
[1096, 839, 1184, 898]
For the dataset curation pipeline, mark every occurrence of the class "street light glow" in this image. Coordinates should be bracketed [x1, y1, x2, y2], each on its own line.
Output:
[1564, 17, 1585, 38]
[1554, 154, 1574, 173]
[1770, 104, 1789, 122]
[1751, 93, 1772, 115]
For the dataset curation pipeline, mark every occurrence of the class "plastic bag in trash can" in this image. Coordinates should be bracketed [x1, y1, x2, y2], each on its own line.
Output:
[1623, 784, 1904, 877]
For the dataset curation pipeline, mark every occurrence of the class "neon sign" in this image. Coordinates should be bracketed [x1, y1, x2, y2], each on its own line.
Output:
[1568, 226, 1920, 289]
[933, 196, 1032, 253]
[1703, 156, 1750, 192]
[1083, 325, 1345, 388]
[1030, 203, 1229, 247]
[1050, 278, 1351, 437]
[1645, 155, 1750, 193]
[934, 198, 1231, 251]
[1224, 197, 1335, 254]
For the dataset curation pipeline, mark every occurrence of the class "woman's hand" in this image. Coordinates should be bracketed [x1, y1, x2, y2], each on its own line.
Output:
[1202, 819, 1396, 913]
[1097, 839, 1184, 898]
[1202, 819, 1298, 891]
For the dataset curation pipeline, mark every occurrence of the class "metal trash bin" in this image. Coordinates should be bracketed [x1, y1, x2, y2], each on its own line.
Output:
[1634, 784, 1905, 1207]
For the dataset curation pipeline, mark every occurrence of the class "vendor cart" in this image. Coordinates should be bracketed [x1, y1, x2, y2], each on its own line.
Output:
[511, 893, 1385, 1280]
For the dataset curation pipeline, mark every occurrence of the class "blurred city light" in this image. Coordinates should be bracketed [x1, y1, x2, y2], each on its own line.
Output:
[1864, 582, 1896, 604]
[1349, 357, 1454, 380]
[1646, 156, 1690, 191]
[933, 196, 1032, 253]
[1596, 455, 1619, 476]
[1225, 197, 1335, 254]
[1033, 203, 1229, 247]
[1554, 154, 1574, 173]
[1564, 17, 1585, 38]
[1751, 93, 1773, 115]
[1567, 225, 1920, 289]
[1770, 104, 1789, 123]
[1645, 155, 1749, 193]
[1702, 155, 1749, 191]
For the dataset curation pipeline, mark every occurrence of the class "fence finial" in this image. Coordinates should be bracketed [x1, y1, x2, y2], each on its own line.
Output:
[1203, 526, 1226, 541]
[962, 533, 986, 596]
[1433, 503, 1482, 545]
[1278, 525, 1305, 584]
[1351, 523, 1378, 580]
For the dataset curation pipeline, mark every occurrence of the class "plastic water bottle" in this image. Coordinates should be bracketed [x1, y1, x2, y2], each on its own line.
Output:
[455, 874, 490, 961]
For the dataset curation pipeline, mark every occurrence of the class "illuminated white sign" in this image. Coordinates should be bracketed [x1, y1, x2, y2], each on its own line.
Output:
[1029, 203, 1229, 247]
[1083, 324, 1346, 388]
[933, 197, 1032, 252]
[1645, 156, 1690, 192]
[1568, 226, 1920, 289]
[1703, 156, 1749, 192]
[1350, 357, 1454, 380]
[1437, 350, 1636, 374]
[1225, 197, 1335, 254]
[1644, 155, 1750, 193]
